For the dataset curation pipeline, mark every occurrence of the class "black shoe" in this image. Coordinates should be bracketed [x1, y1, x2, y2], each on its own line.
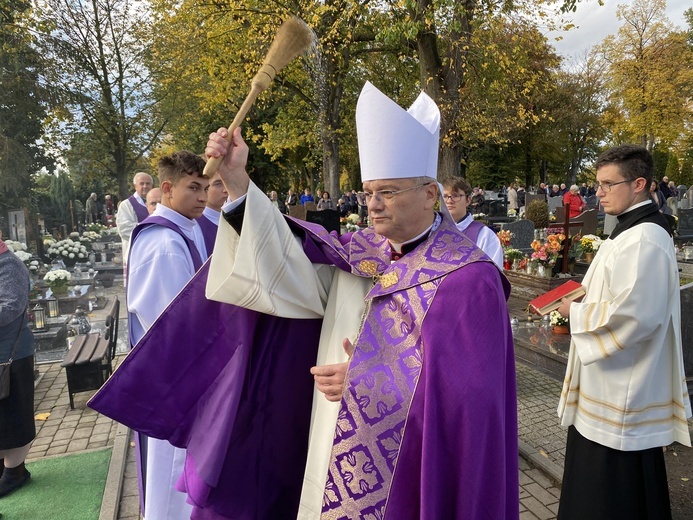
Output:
[0, 463, 31, 498]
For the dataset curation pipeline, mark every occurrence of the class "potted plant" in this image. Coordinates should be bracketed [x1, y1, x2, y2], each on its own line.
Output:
[46, 238, 89, 267]
[44, 269, 72, 296]
[550, 310, 569, 334]
[580, 234, 603, 263]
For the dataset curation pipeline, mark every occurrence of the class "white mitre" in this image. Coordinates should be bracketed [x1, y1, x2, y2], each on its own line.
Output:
[356, 81, 440, 182]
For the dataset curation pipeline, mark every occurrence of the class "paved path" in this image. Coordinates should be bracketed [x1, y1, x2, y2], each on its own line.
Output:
[23, 356, 562, 520]
[20, 288, 689, 520]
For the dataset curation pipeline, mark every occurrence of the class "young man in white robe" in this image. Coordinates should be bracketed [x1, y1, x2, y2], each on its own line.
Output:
[555, 145, 691, 519]
[127, 151, 209, 520]
[442, 176, 504, 268]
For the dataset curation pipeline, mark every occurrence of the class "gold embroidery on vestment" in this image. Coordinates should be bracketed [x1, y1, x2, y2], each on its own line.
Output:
[380, 271, 399, 288]
[359, 260, 378, 276]
[576, 403, 688, 428]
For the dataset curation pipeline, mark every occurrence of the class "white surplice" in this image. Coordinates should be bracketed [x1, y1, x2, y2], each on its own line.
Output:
[207, 182, 369, 518]
[116, 192, 146, 264]
[128, 203, 207, 520]
[557, 221, 691, 451]
[454, 213, 504, 268]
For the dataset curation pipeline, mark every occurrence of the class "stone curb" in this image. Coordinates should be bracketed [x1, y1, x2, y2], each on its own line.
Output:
[99, 423, 130, 520]
[518, 439, 563, 488]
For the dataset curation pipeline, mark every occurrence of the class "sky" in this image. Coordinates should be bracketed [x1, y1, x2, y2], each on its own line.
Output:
[546, 0, 691, 61]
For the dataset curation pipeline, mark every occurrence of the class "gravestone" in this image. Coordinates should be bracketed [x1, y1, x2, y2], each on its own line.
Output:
[572, 208, 598, 236]
[288, 205, 306, 221]
[584, 195, 599, 209]
[306, 209, 340, 235]
[548, 196, 563, 213]
[501, 219, 535, 251]
[488, 200, 504, 217]
[525, 193, 545, 208]
[304, 201, 317, 212]
[678, 185, 688, 200]
[678, 208, 693, 236]
[667, 197, 678, 216]
[8, 209, 27, 243]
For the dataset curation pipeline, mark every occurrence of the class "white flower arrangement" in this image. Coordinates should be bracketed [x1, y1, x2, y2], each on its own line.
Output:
[28, 259, 41, 272]
[86, 223, 107, 233]
[44, 269, 72, 284]
[46, 238, 88, 260]
[79, 231, 101, 247]
[347, 213, 361, 225]
[3, 239, 27, 252]
[507, 209, 517, 218]
[14, 250, 32, 263]
[550, 310, 569, 326]
[472, 213, 486, 220]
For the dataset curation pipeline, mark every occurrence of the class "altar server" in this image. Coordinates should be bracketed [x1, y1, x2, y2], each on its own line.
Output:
[127, 150, 208, 520]
[556, 145, 691, 519]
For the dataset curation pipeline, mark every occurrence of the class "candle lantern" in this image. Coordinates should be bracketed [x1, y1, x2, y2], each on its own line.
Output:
[32, 304, 47, 331]
[46, 297, 60, 318]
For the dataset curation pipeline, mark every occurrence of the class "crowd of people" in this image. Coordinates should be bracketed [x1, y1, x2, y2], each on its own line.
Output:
[83, 192, 116, 227]
[3, 79, 690, 520]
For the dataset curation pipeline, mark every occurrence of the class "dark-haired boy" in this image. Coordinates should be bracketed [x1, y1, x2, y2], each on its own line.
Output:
[127, 150, 208, 520]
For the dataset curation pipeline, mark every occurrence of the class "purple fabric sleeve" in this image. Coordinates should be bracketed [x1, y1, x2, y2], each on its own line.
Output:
[385, 261, 519, 519]
[89, 263, 323, 519]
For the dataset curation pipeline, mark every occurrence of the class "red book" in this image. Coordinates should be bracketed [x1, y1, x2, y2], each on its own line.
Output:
[529, 280, 586, 315]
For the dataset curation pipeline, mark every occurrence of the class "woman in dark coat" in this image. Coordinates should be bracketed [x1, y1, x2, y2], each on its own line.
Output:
[0, 229, 35, 497]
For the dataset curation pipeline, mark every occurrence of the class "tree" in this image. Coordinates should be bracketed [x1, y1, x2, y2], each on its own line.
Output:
[597, 0, 693, 151]
[0, 0, 55, 230]
[379, 0, 585, 178]
[35, 0, 168, 200]
[49, 169, 76, 232]
[549, 54, 607, 186]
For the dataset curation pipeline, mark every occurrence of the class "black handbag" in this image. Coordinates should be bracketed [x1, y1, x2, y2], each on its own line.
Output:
[0, 314, 26, 400]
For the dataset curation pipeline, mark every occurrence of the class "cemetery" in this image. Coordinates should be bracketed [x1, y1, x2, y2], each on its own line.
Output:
[3, 0, 693, 517]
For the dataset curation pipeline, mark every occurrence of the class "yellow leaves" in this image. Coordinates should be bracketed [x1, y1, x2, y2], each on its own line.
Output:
[35, 412, 51, 421]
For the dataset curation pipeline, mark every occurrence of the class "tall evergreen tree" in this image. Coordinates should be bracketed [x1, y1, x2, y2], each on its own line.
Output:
[0, 0, 54, 230]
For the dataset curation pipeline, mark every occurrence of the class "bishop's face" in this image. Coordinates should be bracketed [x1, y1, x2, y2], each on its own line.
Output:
[363, 178, 437, 243]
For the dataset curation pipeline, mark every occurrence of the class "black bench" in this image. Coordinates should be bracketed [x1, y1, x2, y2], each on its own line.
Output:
[61, 297, 120, 409]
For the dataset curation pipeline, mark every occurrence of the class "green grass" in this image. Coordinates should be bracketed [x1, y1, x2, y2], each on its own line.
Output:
[0, 448, 111, 519]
